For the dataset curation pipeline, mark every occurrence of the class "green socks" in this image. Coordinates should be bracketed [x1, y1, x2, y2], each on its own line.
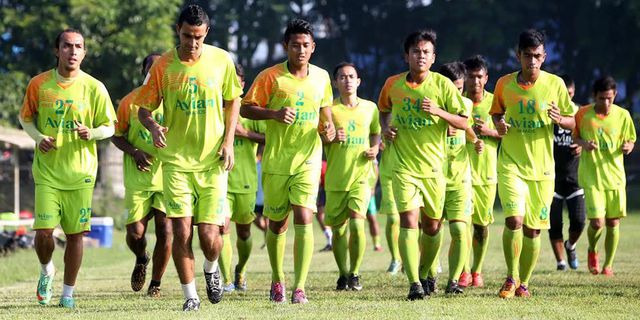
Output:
[399, 228, 420, 283]
[463, 221, 473, 273]
[331, 223, 349, 276]
[603, 225, 620, 268]
[419, 229, 443, 279]
[386, 214, 400, 262]
[293, 224, 313, 290]
[236, 234, 253, 275]
[503, 227, 523, 280]
[471, 225, 489, 274]
[519, 235, 540, 286]
[266, 228, 286, 282]
[588, 224, 603, 253]
[349, 218, 366, 275]
[219, 233, 232, 284]
[448, 222, 468, 281]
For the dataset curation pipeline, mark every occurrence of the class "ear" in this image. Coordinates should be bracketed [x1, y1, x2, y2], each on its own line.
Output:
[310, 41, 316, 53]
[356, 78, 362, 87]
[175, 24, 181, 35]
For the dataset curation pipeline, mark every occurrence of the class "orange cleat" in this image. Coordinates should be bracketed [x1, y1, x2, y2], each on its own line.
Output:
[588, 251, 600, 275]
[601, 267, 614, 276]
[471, 272, 484, 287]
[498, 277, 517, 299]
[458, 272, 471, 288]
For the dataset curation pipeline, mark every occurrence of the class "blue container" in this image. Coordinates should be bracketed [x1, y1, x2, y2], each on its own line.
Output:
[86, 217, 113, 248]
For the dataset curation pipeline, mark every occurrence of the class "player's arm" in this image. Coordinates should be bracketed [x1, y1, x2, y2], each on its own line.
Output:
[473, 118, 501, 139]
[491, 114, 510, 136]
[319, 106, 336, 142]
[72, 121, 114, 141]
[19, 116, 56, 153]
[139, 108, 167, 148]
[547, 101, 575, 130]
[422, 97, 467, 130]
[220, 97, 241, 171]
[465, 127, 484, 154]
[364, 133, 381, 160]
[235, 122, 265, 144]
[379, 111, 396, 142]
[111, 135, 153, 172]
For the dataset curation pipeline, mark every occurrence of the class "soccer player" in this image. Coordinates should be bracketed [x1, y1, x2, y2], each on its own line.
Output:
[218, 64, 266, 292]
[378, 30, 468, 300]
[135, 5, 242, 311]
[379, 141, 402, 274]
[574, 76, 636, 276]
[112, 53, 172, 297]
[240, 19, 336, 304]
[325, 62, 381, 291]
[20, 28, 116, 308]
[549, 74, 585, 271]
[460, 55, 499, 287]
[491, 29, 576, 298]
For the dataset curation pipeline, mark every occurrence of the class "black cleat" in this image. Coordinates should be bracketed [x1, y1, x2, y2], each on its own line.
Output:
[445, 280, 464, 294]
[131, 252, 149, 292]
[182, 298, 200, 311]
[336, 275, 349, 291]
[204, 266, 223, 304]
[420, 277, 437, 296]
[319, 244, 333, 252]
[407, 282, 425, 300]
[349, 274, 363, 291]
[564, 240, 579, 270]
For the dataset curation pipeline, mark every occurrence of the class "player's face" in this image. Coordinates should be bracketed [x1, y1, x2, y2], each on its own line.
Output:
[452, 78, 464, 94]
[517, 45, 546, 74]
[405, 40, 435, 74]
[465, 68, 488, 95]
[334, 66, 361, 96]
[567, 84, 575, 99]
[284, 33, 315, 68]
[176, 23, 209, 58]
[594, 89, 616, 109]
[55, 32, 85, 72]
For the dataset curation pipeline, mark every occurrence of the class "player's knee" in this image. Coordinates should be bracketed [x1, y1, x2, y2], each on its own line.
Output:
[421, 219, 441, 236]
[505, 217, 522, 230]
[590, 219, 604, 230]
[237, 224, 251, 240]
[473, 225, 488, 242]
[605, 218, 620, 228]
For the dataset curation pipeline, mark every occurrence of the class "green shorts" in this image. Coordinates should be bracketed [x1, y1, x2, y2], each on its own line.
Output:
[379, 172, 398, 215]
[497, 173, 553, 230]
[471, 184, 497, 226]
[392, 172, 445, 220]
[585, 187, 627, 220]
[263, 170, 320, 222]
[325, 183, 371, 226]
[163, 168, 228, 225]
[227, 192, 257, 224]
[444, 185, 473, 223]
[34, 185, 93, 234]
[125, 189, 165, 225]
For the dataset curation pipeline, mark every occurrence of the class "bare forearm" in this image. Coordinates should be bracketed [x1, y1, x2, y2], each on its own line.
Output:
[111, 135, 137, 156]
[247, 131, 265, 144]
[370, 134, 381, 148]
[320, 106, 333, 124]
[240, 105, 277, 120]
[224, 98, 241, 145]
[559, 115, 575, 130]
[138, 108, 159, 131]
[465, 127, 478, 143]
[438, 111, 467, 130]
[380, 111, 391, 131]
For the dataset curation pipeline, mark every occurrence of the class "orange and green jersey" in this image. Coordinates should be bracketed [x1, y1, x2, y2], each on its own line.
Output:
[134, 44, 242, 172]
[445, 96, 473, 190]
[325, 98, 381, 191]
[378, 71, 465, 178]
[228, 117, 266, 193]
[241, 61, 333, 175]
[574, 104, 636, 190]
[20, 69, 116, 190]
[114, 86, 164, 191]
[465, 91, 498, 186]
[489, 71, 574, 180]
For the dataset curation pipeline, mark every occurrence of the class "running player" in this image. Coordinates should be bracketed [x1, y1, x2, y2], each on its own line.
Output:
[20, 28, 116, 308]
[378, 30, 468, 300]
[491, 29, 576, 298]
[325, 62, 381, 291]
[112, 53, 172, 297]
[240, 19, 336, 304]
[574, 76, 636, 276]
[460, 55, 498, 287]
[549, 74, 585, 271]
[135, 4, 242, 311]
[219, 64, 266, 292]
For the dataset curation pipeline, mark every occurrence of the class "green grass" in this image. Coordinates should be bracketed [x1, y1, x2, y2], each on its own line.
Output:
[2, 213, 640, 319]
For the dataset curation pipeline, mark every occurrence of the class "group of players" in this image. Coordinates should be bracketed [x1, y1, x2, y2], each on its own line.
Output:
[20, 4, 636, 311]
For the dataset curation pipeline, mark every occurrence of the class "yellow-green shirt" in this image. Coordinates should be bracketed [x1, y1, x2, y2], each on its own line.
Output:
[445, 97, 473, 190]
[465, 91, 498, 186]
[228, 117, 266, 193]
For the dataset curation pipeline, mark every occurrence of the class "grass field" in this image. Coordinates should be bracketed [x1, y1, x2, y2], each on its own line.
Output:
[1, 212, 640, 319]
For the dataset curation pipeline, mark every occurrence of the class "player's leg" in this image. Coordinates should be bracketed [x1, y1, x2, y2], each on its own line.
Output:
[441, 186, 470, 294]
[602, 188, 626, 275]
[347, 187, 369, 291]
[585, 187, 605, 275]
[497, 173, 526, 298]
[381, 174, 401, 273]
[470, 183, 495, 287]
[33, 185, 59, 305]
[262, 173, 290, 303]
[291, 205, 314, 303]
[549, 194, 566, 270]
[366, 201, 382, 252]
[125, 190, 153, 292]
[149, 206, 172, 297]
[219, 215, 233, 292]
[325, 190, 349, 290]
[564, 191, 585, 270]
[316, 187, 332, 252]
[234, 222, 253, 291]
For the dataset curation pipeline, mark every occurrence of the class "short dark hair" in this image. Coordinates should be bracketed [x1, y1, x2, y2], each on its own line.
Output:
[283, 19, 314, 43]
[235, 63, 245, 80]
[177, 4, 209, 27]
[518, 29, 545, 51]
[332, 62, 358, 80]
[463, 55, 488, 73]
[559, 74, 575, 88]
[403, 29, 437, 54]
[141, 53, 161, 76]
[438, 62, 466, 82]
[54, 28, 83, 49]
[592, 76, 617, 95]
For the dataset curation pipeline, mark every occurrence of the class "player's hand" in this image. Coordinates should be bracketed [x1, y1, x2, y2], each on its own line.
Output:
[335, 127, 346, 143]
[322, 121, 336, 142]
[384, 126, 398, 142]
[495, 118, 511, 136]
[38, 136, 57, 153]
[447, 126, 457, 136]
[218, 142, 234, 171]
[570, 143, 582, 156]
[474, 139, 484, 154]
[421, 97, 441, 117]
[622, 140, 635, 155]
[235, 123, 249, 138]
[133, 149, 153, 172]
[582, 140, 598, 151]
[547, 102, 563, 124]
[275, 107, 296, 125]
[379, 141, 386, 152]
[149, 124, 168, 148]
[364, 144, 379, 160]
[72, 120, 91, 140]
[473, 119, 493, 137]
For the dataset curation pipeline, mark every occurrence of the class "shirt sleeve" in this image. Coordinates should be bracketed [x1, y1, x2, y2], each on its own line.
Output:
[572, 106, 589, 140]
[114, 94, 132, 137]
[442, 79, 465, 116]
[320, 72, 333, 108]
[557, 79, 575, 116]
[241, 70, 273, 108]
[222, 53, 243, 101]
[370, 103, 381, 134]
[489, 77, 507, 116]
[92, 82, 117, 128]
[622, 110, 637, 142]
[135, 58, 164, 112]
[20, 76, 42, 122]
[377, 78, 394, 113]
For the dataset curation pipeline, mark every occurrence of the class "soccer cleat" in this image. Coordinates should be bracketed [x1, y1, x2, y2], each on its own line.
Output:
[588, 251, 600, 275]
[349, 274, 363, 291]
[373, 245, 383, 252]
[564, 240, 579, 270]
[458, 272, 471, 288]
[58, 296, 75, 309]
[147, 285, 161, 298]
[498, 277, 517, 299]
[445, 280, 464, 294]
[407, 282, 425, 300]
[386, 260, 402, 275]
[131, 253, 149, 292]
[336, 275, 349, 291]
[471, 272, 484, 287]
[557, 262, 568, 271]
[233, 266, 247, 292]
[36, 271, 55, 305]
[420, 277, 437, 296]
[291, 288, 308, 304]
[182, 298, 200, 311]
[319, 244, 333, 252]
[223, 283, 235, 293]
[270, 282, 286, 303]
[204, 266, 224, 304]
[515, 284, 530, 298]
[601, 267, 614, 276]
